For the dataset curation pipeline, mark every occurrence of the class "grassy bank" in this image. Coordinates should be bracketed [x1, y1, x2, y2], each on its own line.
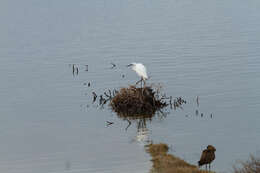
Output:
[145, 143, 213, 173]
[145, 143, 260, 173]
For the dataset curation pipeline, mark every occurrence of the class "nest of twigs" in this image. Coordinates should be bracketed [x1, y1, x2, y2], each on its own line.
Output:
[110, 85, 167, 118]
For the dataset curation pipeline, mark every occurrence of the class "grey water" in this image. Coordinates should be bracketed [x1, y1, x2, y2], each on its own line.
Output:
[0, 0, 260, 172]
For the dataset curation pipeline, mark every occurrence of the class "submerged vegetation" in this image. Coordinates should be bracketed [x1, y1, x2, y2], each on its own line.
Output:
[146, 143, 213, 173]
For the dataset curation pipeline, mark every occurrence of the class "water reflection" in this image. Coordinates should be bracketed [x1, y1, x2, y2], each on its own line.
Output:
[135, 126, 150, 144]
[126, 118, 152, 145]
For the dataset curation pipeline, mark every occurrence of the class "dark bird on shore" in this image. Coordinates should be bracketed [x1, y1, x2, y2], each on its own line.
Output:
[198, 145, 216, 171]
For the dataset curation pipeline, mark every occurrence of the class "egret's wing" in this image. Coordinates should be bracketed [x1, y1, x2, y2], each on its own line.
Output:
[135, 63, 148, 79]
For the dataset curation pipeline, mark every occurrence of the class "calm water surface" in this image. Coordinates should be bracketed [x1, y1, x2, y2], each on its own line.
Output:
[0, 0, 260, 172]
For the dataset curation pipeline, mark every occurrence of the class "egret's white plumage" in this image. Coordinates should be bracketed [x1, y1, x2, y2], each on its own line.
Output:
[128, 62, 148, 80]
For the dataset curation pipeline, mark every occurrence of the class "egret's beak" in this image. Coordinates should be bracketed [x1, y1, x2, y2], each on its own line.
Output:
[126, 64, 132, 67]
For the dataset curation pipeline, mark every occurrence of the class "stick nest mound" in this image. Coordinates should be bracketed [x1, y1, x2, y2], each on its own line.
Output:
[110, 85, 167, 118]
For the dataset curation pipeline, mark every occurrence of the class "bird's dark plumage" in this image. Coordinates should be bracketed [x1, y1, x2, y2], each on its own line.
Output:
[198, 145, 216, 170]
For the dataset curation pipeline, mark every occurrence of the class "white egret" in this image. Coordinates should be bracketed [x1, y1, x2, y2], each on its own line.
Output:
[127, 62, 148, 88]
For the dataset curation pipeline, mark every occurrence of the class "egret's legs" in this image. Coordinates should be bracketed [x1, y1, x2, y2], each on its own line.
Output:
[136, 79, 142, 86]
[136, 78, 144, 89]
[135, 78, 145, 98]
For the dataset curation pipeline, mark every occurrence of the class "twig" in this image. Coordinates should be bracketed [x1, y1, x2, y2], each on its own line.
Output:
[196, 96, 199, 107]
[108, 89, 112, 98]
[104, 92, 109, 98]
[99, 95, 104, 105]
[92, 92, 97, 103]
[110, 63, 116, 69]
[125, 119, 132, 131]
[106, 121, 114, 127]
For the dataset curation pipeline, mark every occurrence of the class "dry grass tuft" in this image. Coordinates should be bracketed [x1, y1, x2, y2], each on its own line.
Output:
[146, 143, 213, 173]
[146, 143, 169, 157]
[233, 155, 260, 173]
[110, 85, 167, 118]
